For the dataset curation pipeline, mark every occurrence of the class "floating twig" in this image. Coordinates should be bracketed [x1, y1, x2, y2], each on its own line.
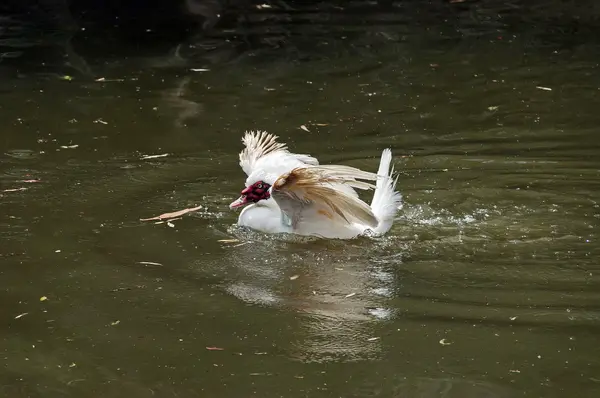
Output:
[140, 205, 203, 221]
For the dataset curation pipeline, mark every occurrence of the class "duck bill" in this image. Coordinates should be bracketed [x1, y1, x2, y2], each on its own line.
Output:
[229, 195, 250, 210]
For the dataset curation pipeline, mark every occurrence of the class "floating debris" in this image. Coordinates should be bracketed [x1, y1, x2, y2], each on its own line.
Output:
[95, 77, 125, 82]
[140, 205, 203, 221]
[289, 275, 299, 280]
[110, 320, 120, 326]
[93, 118, 108, 125]
[14, 313, 28, 319]
[60, 145, 79, 149]
[344, 292, 356, 298]
[536, 86, 552, 91]
[138, 261, 163, 267]
[300, 125, 310, 132]
[218, 239, 240, 243]
[140, 153, 169, 160]
[40, 296, 48, 302]
[439, 339, 452, 346]
[206, 347, 224, 351]
[190, 68, 210, 72]
[367, 337, 380, 342]
[2, 187, 27, 193]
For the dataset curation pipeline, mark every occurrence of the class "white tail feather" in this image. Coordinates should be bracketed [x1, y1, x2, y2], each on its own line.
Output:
[370, 149, 402, 235]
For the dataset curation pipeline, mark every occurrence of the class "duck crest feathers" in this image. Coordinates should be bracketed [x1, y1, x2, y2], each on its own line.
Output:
[239, 130, 287, 175]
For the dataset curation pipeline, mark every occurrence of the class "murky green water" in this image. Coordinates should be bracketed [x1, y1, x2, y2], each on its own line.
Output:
[2, 4, 600, 397]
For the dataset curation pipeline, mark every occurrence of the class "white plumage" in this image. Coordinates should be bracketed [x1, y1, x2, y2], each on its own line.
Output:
[229, 131, 402, 239]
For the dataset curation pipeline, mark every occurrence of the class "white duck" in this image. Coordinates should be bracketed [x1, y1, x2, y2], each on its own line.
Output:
[229, 131, 402, 239]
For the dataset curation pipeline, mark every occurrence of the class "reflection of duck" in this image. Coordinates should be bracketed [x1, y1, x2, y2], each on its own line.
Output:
[215, 235, 396, 363]
[229, 131, 402, 239]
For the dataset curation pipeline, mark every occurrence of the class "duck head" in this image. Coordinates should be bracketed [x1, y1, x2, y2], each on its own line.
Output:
[229, 181, 271, 209]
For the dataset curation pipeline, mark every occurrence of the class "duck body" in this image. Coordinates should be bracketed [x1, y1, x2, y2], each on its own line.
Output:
[230, 131, 402, 239]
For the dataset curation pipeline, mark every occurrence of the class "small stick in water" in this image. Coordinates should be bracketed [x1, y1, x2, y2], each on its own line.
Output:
[140, 205, 203, 221]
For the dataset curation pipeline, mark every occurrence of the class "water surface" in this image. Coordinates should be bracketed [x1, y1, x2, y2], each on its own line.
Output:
[2, 3, 600, 397]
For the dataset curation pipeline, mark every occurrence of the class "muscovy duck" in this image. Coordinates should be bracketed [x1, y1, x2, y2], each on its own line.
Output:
[229, 131, 402, 239]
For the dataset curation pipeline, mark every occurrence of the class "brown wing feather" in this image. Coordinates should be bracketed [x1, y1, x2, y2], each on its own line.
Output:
[272, 167, 378, 227]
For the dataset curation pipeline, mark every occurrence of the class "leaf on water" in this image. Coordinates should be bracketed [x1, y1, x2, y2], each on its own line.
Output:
[110, 320, 120, 326]
[367, 337, 380, 342]
[95, 77, 125, 82]
[138, 261, 163, 267]
[140, 205, 203, 221]
[140, 153, 169, 160]
[15, 313, 28, 319]
[536, 86, 552, 91]
[218, 239, 240, 243]
[61, 75, 73, 81]
[300, 125, 310, 132]
[190, 68, 210, 72]
[344, 292, 356, 298]
[439, 339, 452, 346]
[289, 275, 299, 280]
[40, 296, 48, 302]
[2, 187, 27, 192]
[206, 347, 224, 351]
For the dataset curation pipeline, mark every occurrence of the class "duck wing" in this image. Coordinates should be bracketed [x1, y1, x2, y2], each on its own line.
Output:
[271, 165, 379, 229]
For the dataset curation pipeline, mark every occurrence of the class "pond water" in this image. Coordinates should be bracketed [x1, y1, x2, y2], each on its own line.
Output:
[1, 2, 600, 397]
